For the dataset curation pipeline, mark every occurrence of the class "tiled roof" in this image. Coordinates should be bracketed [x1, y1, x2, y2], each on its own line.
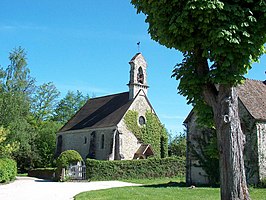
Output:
[237, 79, 266, 121]
[60, 92, 132, 132]
[184, 79, 266, 123]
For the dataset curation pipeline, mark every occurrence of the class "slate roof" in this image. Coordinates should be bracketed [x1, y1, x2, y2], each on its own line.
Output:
[60, 92, 133, 132]
[184, 79, 266, 123]
[237, 79, 266, 121]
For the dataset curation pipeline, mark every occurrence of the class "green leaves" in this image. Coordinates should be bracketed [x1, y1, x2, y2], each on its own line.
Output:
[56, 150, 82, 169]
[2, 47, 35, 94]
[124, 110, 168, 158]
[31, 82, 60, 121]
[132, 0, 266, 86]
[53, 90, 89, 124]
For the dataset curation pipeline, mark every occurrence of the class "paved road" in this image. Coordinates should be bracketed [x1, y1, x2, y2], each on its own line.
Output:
[0, 177, 140, 200]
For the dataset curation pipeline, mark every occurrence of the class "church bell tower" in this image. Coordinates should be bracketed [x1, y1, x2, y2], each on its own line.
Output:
[128, 53, 149, 100]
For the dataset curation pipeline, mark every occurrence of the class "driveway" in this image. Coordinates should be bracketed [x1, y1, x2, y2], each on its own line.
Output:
[0, 177, 140, 200]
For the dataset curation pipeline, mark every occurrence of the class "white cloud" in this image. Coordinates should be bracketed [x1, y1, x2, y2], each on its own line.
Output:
[0, 24, 47, 31]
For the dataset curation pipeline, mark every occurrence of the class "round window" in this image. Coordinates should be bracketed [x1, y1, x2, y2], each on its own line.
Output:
[139, 116, 146, 125]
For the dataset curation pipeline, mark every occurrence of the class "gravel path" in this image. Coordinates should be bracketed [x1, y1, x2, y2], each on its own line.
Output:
[0, 177, 140, 200]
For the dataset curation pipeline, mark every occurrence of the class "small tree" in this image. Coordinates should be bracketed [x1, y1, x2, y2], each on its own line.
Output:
[56, 150, 83, 169]
[168, 133, 186, 158]
[56, 150, 83, 181]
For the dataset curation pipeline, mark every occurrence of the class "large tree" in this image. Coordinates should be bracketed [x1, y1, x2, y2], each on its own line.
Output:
[0, 47, 38, 171]
[31, 82, 60, 121]
[131, 1, 265, 199]
[1, 47, 35, 94]
[53, 90, 88, 124]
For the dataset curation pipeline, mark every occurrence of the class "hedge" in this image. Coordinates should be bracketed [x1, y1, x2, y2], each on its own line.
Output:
[55, 150, 83, 181]
[0, 158, 17, 183]
[86, 157, 185, 181]
[28, 168, 56, 180]
[56, 150, 83, 169]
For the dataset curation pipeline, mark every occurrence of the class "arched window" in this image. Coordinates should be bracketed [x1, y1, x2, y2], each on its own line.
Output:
[101, 134, 105, 149]
[139, 116, 146, 126]
[137, 67, 144, 84]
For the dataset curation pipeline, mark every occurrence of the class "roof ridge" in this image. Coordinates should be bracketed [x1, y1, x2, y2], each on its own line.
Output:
[90, 91, 129, 100]
[244, 78, 264, 83]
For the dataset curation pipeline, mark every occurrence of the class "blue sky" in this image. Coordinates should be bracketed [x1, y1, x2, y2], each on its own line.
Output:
[0, 1, 265, 135]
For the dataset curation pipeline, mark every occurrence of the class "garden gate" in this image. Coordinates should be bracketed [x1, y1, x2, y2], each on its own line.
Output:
[68, 161, 86, 180]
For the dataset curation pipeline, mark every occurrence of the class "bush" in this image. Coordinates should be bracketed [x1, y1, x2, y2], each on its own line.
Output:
[55, 150, 83, 181]
[0, 158, 17, 183]
[28, 168, 56, 180]
[56, 150, 83, 169]
[86, 157, 185, 181]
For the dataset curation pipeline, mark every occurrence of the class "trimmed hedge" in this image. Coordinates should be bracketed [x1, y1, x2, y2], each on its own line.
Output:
[0, 158, 17, 183]
[56, 150, 83, 169]
[86, 157, 185, 181]
[56, 150, 83, 181]
[28, 168, 56, 180]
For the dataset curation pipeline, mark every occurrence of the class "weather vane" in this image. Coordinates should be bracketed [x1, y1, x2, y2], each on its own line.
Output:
[137, 41, 140, 52]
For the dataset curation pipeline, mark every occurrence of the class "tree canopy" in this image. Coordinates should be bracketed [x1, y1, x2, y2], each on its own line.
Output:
[0, 47, 88, 170]
[132, 0, 265, 106]
[131, 1, 265, 199]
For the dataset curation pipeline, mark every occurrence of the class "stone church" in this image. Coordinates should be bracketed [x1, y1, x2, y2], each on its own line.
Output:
[185, 79, 266, 185]
[56, 53, 158, 161]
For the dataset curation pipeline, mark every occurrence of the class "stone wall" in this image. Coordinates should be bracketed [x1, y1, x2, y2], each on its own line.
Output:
[117, 90, 153, 160]
[186, 100, 265, 185]
[238, 100, 260, 184]
[57, 127, 116, 161]
[257, 121, 266, 181]
[57, 90, 155, 162]
[186, 111, 211, 185]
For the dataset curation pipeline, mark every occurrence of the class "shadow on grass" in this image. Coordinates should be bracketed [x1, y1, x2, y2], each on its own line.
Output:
[141, 181, 187, 188]
[142, 181, 220, 188]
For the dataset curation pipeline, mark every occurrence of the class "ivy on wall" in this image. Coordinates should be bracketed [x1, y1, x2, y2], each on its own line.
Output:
[124, 110, 168, 158]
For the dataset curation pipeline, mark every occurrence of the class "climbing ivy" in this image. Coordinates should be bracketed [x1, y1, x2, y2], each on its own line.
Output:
[124, 110, 168, 158]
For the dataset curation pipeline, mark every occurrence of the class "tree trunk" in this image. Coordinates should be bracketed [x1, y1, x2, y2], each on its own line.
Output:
[212, 86, 250, 200]
[195, 48, 250, 199]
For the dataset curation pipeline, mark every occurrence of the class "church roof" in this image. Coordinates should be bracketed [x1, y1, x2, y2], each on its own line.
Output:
[184, 79, 266, 123]
[60, 92, 133, 132]
[135, 144, 154, 156]
[237, 79, 266, 121]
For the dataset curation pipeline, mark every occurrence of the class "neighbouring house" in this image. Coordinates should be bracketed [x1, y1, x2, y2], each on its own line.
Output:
[185, 79, 266, 186]
[56, 53, 167, 161]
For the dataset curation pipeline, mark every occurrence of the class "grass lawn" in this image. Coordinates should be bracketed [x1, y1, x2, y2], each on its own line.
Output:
[74, 177, 266, 200]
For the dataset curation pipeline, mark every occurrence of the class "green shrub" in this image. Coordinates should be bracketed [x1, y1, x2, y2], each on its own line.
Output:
[56, 150, 83, 169]
[55, 150, 83, 181]
[0, 158, 17, 183]
[86, 157, 185, 181]
[28, 168, 56, 180]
